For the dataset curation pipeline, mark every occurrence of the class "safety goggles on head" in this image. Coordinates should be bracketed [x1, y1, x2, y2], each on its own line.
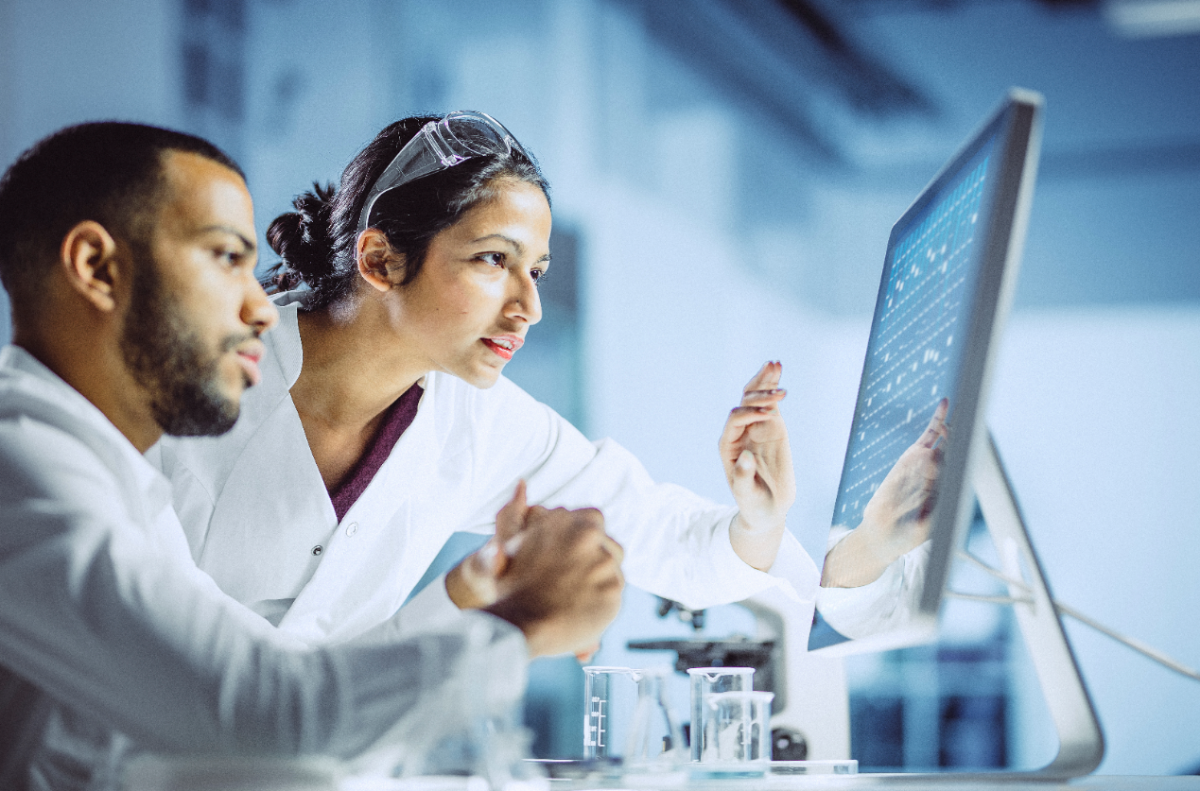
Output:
[357, 111, 524, 234]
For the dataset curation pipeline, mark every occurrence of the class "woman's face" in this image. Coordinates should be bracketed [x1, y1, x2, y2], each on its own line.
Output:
[388, 179, 552, 388]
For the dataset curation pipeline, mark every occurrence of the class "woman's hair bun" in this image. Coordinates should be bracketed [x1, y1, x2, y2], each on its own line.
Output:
[266, 182, 337, 282]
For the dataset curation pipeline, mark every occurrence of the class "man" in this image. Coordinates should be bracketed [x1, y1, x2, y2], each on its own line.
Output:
[0, 122, 625, 791]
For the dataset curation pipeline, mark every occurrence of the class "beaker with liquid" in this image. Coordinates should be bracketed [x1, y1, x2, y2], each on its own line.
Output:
[582, 666, 683, 770]
[686, 666, 755, 762]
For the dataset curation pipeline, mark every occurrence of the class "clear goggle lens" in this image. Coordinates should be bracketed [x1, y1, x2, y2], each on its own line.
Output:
[358, 111, 519, 232]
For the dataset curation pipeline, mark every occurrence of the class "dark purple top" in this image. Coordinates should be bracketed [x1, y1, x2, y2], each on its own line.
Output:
[329, 384, 424, 521]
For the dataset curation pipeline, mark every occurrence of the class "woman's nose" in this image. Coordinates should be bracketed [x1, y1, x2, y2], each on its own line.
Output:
[506, 272, 542, 325]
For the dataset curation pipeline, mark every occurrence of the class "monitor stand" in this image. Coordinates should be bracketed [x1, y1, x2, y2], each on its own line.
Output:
[860, 432, 1105, 784]
[965, 431, 1105, 779]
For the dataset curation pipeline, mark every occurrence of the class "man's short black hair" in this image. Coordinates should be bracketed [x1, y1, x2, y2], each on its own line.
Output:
[0, 121, 243, 307]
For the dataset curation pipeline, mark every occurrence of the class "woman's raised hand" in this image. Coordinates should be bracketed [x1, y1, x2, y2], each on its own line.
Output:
[719, 362, 796, 570]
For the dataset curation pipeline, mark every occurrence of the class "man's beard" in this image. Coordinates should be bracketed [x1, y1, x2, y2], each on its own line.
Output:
[121, 250, 249, 437]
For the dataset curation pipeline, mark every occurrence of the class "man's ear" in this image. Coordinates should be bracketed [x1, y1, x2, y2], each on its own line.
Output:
[59, 221, 122, 313]
[356, 228, 405, 293]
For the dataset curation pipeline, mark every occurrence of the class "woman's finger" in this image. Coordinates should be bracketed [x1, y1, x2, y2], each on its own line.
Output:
[743, 361, 771, 389]
[916, 399, 950, 448]
[742, 361, 781, 395]
[740, 388, 787, 408]
[720, 407, 781, 442]
[728, 449, 759, 500]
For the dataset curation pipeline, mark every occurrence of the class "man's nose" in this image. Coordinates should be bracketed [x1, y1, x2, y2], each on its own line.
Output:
[241, 275, 279, 333]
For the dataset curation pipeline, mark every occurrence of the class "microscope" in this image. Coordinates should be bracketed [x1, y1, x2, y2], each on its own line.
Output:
[628, 586, 849, 761]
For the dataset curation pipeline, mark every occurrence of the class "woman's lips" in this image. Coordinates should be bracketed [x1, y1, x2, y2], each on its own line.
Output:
[482, 335, 524, 361]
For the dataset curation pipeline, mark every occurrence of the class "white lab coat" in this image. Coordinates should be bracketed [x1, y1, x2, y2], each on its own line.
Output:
[815, 525, 931, 639]
[153, 291, 819, 644]
[0, 346, 528, 791]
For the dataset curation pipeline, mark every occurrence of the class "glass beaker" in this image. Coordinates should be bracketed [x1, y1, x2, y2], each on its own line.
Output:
[624, 667, 685, 771]
[582, 666, 683, 770]
[705, 690, 774, 768]
[583, 666, 634, 760]
[686, 666, 755, 762]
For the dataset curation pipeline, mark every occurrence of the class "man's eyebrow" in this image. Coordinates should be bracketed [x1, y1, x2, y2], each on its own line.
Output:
[200, 225, 257, 253]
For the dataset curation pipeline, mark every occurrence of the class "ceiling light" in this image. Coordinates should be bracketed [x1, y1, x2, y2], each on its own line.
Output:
[1105, 0, 1200, 37]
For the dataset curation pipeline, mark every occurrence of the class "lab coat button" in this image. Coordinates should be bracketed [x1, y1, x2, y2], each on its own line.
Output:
[311, 545, 323, 556]
[346, 522, 358, 537]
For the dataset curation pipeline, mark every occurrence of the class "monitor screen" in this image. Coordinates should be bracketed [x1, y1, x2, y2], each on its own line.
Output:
[809, 91, 1043, 654]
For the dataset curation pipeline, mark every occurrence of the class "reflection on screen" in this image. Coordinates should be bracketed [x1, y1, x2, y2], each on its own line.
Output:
[811, 138, 999, 648]
[833, 150, 992, 531]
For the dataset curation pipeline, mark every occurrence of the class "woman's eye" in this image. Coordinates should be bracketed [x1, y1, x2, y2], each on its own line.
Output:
[479, 252, 505, 267]
[531, 268, 547, 284]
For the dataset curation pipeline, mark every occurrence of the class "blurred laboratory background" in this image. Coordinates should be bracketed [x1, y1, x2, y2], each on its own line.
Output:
[2, 0, 1198, 776]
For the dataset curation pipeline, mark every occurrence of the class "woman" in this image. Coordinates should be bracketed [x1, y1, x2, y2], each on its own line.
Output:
[153, 112, 819, 644]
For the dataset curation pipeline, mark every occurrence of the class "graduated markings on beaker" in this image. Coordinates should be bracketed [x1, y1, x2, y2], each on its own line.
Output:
[586, 696, 607, 748]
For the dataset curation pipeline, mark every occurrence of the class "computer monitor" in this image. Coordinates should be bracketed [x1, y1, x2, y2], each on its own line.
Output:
[805, 89, 1104, 778]
[808, 89, 1043, 655]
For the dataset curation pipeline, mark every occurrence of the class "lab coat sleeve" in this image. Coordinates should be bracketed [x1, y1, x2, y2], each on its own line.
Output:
[453, 379, 819, 610]
[0, 416, 526, 762]
[814, 526, 930, 639]
[356, 573, 468, 643]
[536, 438, 817, 610]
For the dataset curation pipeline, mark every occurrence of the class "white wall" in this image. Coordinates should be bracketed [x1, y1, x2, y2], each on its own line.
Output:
[990, 308, 1200, 774]
[0, 0, 178, 164]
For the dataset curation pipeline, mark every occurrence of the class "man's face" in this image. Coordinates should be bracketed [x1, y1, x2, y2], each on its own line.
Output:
[121, 152, 278, 437]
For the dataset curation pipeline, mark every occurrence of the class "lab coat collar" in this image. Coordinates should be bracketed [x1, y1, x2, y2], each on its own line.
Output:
[278, 373, 440, 641]
[267, 290, 308, 388]
[238, 294, 447, 641]
[0, 344, 175, 526]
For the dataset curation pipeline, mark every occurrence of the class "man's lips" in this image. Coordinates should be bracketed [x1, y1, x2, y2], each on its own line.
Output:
[234, 341, 265, 386]
[482, 335, 524, 362]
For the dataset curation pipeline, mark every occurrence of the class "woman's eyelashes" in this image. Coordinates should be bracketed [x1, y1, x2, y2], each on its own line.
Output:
[475, 252, 548, 286]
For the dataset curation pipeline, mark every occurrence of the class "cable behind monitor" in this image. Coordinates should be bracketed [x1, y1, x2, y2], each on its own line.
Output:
[947, 552, 1200, 684]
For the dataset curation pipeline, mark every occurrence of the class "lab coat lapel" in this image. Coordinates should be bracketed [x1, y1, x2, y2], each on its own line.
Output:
[279, 378, 443, 643]
[200, 394, 335, 610]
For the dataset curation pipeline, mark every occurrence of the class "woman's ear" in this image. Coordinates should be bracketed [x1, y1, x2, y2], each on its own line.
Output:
[356, 228, 405, 292]
[60, 221, 121, 313]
